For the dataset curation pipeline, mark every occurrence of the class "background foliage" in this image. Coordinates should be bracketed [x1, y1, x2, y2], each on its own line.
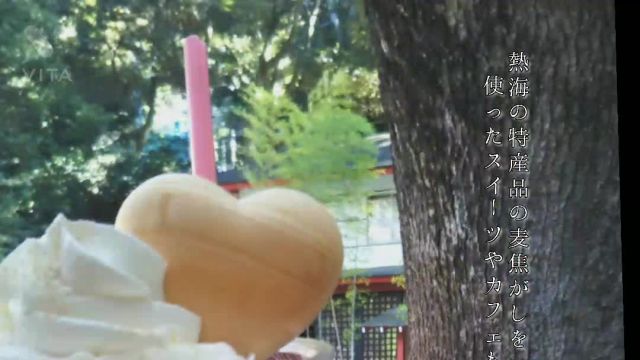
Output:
[238, 69, 378, 202]
[0, 0, 382, 256]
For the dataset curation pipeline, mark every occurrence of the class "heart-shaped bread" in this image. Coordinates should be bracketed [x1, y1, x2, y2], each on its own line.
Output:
[114, 174, 343, 360]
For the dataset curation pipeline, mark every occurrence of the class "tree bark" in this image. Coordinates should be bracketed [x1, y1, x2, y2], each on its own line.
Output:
[365, 1, 622, 359]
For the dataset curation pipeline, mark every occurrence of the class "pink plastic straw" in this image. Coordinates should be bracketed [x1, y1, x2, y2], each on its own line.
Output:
[183, 35, 217, 183]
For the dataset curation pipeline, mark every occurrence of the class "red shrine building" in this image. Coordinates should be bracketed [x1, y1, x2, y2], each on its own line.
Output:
[217, 133, 407, 360]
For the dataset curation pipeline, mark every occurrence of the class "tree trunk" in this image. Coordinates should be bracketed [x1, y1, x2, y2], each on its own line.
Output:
[365, 1, 622, 359]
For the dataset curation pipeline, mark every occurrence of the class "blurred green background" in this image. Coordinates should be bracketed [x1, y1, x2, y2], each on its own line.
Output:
[0, 0, 385, 255]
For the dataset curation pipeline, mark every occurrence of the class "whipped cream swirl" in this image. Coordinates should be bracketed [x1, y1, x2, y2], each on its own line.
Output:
[0, 214, 252, 359]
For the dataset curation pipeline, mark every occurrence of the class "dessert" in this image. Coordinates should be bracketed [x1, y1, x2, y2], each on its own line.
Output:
[276, 338, 334, 360]
[0, 173, 343, 359]
[0, 214, 253, 359]
[115, 174, 344, 360]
